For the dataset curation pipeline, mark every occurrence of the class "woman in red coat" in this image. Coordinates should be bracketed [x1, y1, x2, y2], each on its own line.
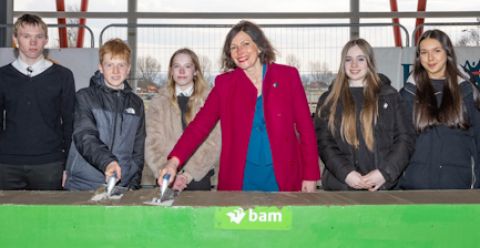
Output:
[159, 20, 320, 192]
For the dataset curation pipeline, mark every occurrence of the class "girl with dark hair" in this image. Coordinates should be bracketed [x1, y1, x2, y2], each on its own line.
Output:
[158, 20, 320, 192]
[398, 29, 480, 189]
[145, 48, 220, 191]
[315, 39, 415, 191]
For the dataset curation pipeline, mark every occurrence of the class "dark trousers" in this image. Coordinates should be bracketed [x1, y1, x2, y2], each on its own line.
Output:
[0, 161, 63, 190]
[185, 169, 214, 191]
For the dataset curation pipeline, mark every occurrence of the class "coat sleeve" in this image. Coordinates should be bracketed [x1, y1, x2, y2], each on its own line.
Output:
[61, 69, 76, 157]
[169, 80, 221, 167]
[465, 86, 480, 188]
[314, 93, 355, 183]
[377, 92, 416, 186]
[183, 122, 221, 182]
[290, 68, 321, 181]
[72, 91, 117, 172]
[128, 101, 146, 189]
[144, 96, 171, 178]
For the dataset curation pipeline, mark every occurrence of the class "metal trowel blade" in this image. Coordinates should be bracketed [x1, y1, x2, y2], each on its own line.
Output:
[144, 188, 177, 206]
[90, 185, 128, 202]
[160, 187, 175, 202]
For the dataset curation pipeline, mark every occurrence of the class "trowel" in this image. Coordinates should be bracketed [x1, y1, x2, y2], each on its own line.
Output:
[106, 173, 117, 196]
[160, 174, 171, 200]
[90, 173, 128, 202]
[144, 174, 177, 206]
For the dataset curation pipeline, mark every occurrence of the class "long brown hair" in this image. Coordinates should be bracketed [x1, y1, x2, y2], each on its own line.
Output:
[413, 29, 479, 132]
[166, 48, 208, 124]
[320, 39, 380, 151]
[221, 20, 276, 71]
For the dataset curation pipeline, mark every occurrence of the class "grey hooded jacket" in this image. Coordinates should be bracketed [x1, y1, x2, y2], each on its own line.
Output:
[65, 71, 145, 190]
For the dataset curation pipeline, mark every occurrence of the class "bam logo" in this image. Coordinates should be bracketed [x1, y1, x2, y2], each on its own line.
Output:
[402, 60, 480, 86]
[225, 207, 283, 224]
[463, 60, 480, 86]
[216, 207, 292, 230]
[226, 208, 246, 224]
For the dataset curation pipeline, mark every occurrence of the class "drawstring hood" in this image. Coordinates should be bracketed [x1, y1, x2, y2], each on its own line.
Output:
[65, 70, 145, 190]
[89, 70, 134, 148]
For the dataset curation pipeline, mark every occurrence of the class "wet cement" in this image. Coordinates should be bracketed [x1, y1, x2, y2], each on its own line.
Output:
[2, 189, 480, 206]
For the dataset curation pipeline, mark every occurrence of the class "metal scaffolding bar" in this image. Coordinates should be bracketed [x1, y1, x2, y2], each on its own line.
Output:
[414, 0, 428, 45]
[390, 0, 403, 47]
[55, 0, 68, 48]
[76, 0, 88, 48]
[12, 11, 480, 19]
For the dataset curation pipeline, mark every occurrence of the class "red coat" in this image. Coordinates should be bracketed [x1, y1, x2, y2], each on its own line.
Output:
[169, 63, 321, 191]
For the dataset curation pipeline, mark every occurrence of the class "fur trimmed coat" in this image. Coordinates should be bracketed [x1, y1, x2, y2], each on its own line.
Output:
[144, 86, 220, 182]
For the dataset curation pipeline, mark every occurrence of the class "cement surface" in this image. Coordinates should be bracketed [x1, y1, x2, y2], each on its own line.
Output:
[2, 189, 480, 206]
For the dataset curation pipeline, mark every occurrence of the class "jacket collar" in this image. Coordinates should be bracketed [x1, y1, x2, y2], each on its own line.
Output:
[89, 70, 133, 93]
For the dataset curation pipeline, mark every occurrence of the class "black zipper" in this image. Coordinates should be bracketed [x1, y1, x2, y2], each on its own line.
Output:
[110, 91, 121, 151]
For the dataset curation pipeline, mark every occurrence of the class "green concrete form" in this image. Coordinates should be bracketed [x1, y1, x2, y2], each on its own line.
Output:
[1, 204, 480, 248]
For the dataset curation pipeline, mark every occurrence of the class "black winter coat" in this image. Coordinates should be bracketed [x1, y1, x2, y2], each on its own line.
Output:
[64, 71, 145, 190]
[315, 83, 415, 190]
[397, 76, 480, 189]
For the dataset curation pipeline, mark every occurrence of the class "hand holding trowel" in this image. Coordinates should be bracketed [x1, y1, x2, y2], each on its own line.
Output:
[144, 174, 177, 206]
[105, 162, 121, 197]
[90, 161, 127, 201]
[145, 160, 179, 206]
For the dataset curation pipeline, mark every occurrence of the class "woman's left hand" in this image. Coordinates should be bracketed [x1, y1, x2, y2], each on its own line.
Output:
[363, 169, 386, 192]
[301, 180, 317, 192]
[172, 174, 188, 191]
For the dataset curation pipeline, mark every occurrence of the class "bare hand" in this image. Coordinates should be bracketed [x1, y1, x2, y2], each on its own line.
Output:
[105, 161, 122, 183]
[345, 171, 368, 189]
[362, 169, 386, 192]
[172, 174, 188, 191]
[157, 157, 179, 187]
[301, 180, 317, 192]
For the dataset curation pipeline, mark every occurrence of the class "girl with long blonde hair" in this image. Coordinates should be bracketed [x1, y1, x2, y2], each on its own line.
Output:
[145, 48, 220, 191]
[315, 39, 414, 191]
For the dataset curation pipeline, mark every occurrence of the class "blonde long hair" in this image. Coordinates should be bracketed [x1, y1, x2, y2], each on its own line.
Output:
[320, 39, 381, 151]
[166, 48, 208, 124]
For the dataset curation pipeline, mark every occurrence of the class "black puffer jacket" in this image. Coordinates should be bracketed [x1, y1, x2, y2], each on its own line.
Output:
[65, 71, 145, 190]
[315, 82, 415, 190]
[397, 75, 480, 189]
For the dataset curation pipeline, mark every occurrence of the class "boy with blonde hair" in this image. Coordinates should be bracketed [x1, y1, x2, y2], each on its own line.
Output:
[0, 14, 75, 190]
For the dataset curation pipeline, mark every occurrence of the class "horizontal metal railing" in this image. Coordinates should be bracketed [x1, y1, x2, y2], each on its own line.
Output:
[411, 22, 480, 46]
[100, 22, 410, 46]
[0, 23, 95, 48]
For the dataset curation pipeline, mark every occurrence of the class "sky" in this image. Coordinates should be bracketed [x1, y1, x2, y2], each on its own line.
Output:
[11, 0, 480, 79]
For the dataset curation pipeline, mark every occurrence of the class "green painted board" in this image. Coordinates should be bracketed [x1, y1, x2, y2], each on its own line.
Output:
[1, 204, 479, 248]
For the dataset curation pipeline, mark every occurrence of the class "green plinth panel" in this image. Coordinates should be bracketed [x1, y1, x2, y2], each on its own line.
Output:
[1, 204, 479, 248]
